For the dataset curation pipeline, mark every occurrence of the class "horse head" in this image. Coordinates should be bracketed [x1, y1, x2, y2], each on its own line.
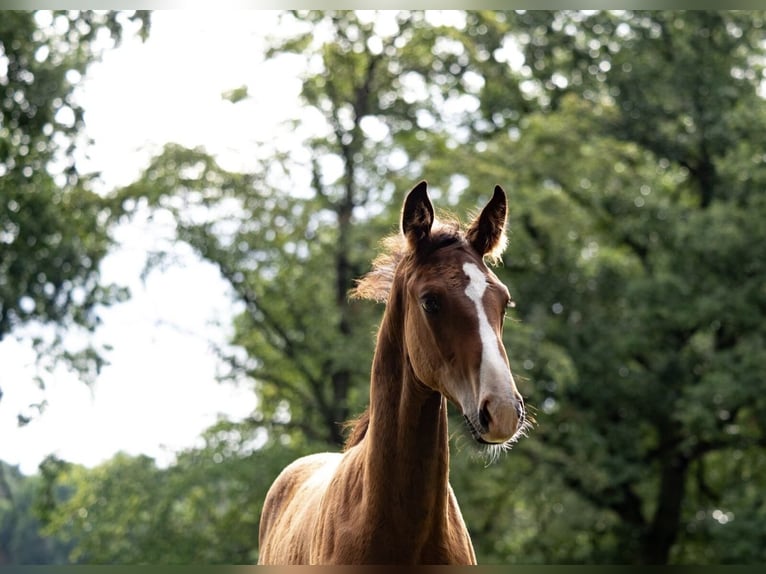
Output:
[399, 181, 526, 450]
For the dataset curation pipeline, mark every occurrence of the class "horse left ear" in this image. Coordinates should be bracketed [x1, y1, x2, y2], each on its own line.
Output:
[466, 185, 508, 261]
[401, 180, 434, 250]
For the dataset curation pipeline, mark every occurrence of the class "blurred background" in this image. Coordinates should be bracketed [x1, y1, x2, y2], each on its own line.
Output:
[1, 10, 765, 565]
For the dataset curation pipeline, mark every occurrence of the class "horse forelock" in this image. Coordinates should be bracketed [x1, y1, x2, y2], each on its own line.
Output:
[350, 218, 464, 304]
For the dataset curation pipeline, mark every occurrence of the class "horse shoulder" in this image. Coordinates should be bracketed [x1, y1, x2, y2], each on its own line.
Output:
[310, 444, 370, 563]
[258, 452, 343, 564]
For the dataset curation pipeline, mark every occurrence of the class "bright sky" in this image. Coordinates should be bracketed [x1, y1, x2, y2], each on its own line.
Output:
[0, 11, 312, 474]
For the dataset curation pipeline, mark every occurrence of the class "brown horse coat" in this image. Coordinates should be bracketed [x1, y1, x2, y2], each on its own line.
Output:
[258, 182, 525, 564]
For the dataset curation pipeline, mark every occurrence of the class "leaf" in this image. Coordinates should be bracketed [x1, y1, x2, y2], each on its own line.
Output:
[221, 85, 249, 104]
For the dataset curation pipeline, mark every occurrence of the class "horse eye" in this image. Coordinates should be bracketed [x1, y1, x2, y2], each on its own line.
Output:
[421, 294, 440, 315]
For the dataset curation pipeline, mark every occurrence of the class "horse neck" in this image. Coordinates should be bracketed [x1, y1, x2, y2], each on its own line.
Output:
[362, 287, 451, 528]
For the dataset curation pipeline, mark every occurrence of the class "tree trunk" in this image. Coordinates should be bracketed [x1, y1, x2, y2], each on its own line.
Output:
[327, 163, 356, 447]
[640, 452, 689, 564]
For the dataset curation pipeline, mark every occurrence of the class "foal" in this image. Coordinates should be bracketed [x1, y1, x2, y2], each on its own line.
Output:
[258, 181, 526, 564]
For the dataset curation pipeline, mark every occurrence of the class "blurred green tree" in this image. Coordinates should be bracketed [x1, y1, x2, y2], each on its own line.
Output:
[38, 10, 766, 566]
[437, 10, 766, 564]
[116, 11, 489, 447]
[38, 424, 306, 563]
[0, 461, 72, 564]
[1, 11, 150, 564]
[0, 10, 150, 412]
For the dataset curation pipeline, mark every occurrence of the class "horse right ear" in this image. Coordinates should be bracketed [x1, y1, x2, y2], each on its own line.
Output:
[401, 180, 434, 250]
[466, 185, 508, 263]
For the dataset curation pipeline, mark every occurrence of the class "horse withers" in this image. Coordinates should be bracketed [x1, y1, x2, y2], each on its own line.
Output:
[258, 181, 527, 564]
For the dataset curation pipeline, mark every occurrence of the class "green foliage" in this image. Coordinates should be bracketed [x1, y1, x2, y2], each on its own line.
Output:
[106, 10, 766, 564]
[221, 85, 249, 104]
[38, 426, 311, 564]
[0, 10, 149, 408]
[0, 462, 72, 564]
[116, 11, 499, 447]
[22, 9, 766, 565]
[437, 11, 766, 564]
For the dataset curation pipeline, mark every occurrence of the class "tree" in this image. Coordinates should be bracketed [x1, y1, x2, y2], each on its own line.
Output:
[0, 10, 150, 412]
[38, 423, 305, 563]
[38, 10, 766, 565]
[0, 461, 72, 564]
[435, 10, 766, 564]
[1, 12, 151, 563]
[117, 11, 490, 447]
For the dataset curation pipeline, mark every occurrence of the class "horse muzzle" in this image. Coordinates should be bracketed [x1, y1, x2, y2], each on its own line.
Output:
[467, 393, 525, 444]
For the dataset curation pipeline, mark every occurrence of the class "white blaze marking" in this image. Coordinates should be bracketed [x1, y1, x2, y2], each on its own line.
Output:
[463, 262, 509, 390]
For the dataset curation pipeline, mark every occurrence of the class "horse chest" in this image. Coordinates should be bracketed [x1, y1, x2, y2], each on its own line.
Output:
[310, 474, 475, 564]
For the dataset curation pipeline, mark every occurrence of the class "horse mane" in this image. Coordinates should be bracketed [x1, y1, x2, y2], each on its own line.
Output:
[343, 408, 370, 450]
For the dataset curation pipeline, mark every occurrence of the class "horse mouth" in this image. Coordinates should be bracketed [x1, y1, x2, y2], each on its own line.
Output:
[463, 409, 526, 445]
[463, 415, 493, 445]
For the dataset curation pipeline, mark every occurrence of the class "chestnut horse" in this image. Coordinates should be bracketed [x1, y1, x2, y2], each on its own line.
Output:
[258, 181, 527, 564]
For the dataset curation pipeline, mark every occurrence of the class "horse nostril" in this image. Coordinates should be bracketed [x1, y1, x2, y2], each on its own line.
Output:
[479, 401, 492, 432]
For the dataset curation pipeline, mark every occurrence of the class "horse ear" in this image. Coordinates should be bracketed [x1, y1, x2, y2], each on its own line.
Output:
[401, 180, 434, 249]
[466, 185, 508, 261]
